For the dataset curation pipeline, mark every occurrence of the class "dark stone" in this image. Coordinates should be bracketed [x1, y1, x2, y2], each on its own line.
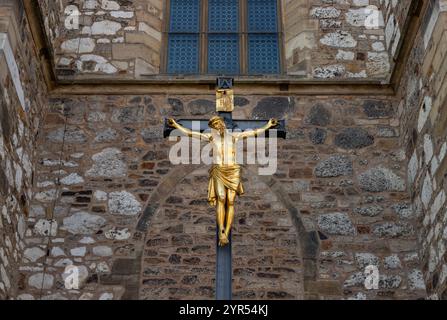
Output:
[142, 150, 166, 161]
[363, 100, 394, 118]
[183, 257, 201, 265]
[0, 167, 7, 194]
[137, 205, 158, 232]
[171, 235, 193, 246]
[196, 286, 214, 297]
[166, 196, 183, 204]
[163, 224, 183, 233]
[181, 275, 198, 285]
[309, 128, 327, 144]
[111, 106, 145, 123]
[143, 267, 161, 276]
[252, 97, 295, 119]
[141, 127, 163, 142]
[0, 96, 11, 139]
[75, 196, 91, 203]
[234, 97, 250, 107]
[188, 99, 215, 115]
[129, 97, 142, 104]
[139, 179, 158, 187]
[303, 231, 319, 259]
[146, 237, 168, 246]
[305, 104, 331, 126]
[257, 273, 280, 279]
[142, 278, 177, 286]
[234, 291, 256, 299]
[168, 98, 185, 115]
[111, 259, 138, 275]
[318, 231, 328, 240]
[169, 254, 181, 264]
[335, 128, 374, 149]
[266, 291, 295, 299]
[192, 245, 211, 253]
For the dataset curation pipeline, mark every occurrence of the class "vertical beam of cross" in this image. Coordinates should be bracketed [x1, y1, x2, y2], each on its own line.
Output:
[216, 102, 234, 300]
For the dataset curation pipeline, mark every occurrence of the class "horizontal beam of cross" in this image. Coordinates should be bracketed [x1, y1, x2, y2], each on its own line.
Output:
[163, 119, 287, 139]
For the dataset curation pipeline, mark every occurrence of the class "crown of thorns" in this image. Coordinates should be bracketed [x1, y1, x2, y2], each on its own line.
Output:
[208, 116, 225, 128]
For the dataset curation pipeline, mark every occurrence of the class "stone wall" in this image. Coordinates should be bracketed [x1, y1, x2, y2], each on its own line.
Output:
[397, 0, 447, 300]
[286, 0, 394, 80]
[39, 0, 163, 80]
[0, 0, 48, 299]
[37, 0, 407, 81]
[17, 93, 426, 300]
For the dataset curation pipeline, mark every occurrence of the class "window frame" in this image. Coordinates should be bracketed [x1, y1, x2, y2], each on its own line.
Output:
[161, 0, 285, 76]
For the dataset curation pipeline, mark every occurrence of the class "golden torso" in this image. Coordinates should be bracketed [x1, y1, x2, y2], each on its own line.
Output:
[210, 131, 239, 166]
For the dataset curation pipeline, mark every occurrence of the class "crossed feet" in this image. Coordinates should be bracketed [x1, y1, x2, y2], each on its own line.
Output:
[219, 229, 229, 247]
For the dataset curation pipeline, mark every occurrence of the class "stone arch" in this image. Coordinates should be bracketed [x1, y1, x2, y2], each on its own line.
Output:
[136, 165, 319, 300]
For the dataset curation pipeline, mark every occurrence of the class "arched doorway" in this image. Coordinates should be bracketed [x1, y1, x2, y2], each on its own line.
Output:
[138, 166, 304, 299]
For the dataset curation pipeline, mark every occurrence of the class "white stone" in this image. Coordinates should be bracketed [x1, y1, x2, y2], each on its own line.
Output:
[71, 247, 87, 257]
[51, 247, 65, 257]
[310, 7, 341, 19]
[111, 11, 134, 18]
[99, 292, 114, 300]
[34, 219, 58, 237]
[0, 264, 10, 289]
[101, 0, 120, 10]
[54, 258, 73, 267]
[35, 189, 57, 202]
[79, 293, 94, 300]
[336, 50, 355, 60]
[355, 253, 379, 268]
[24, 247, 46, 262]
[83, 0, 99, 9]
[96, 262, 111, 273]
[424, 134, 434, 163]
[139, 22, 161, 41]
[63, 211, 106, 235]
[108, 191, 142, 216]
[86, 148, 127, 178]
[78, 54, 118, 74]
[17, 294, 35, 300]
[105, 227, 131, 240]
[439, 142, 447, 161]
[91, 20, 122, 35]
[0, 33, 26, 110]
[408, 151, 418, 184]
[367, 52, 390, 77]
[80, 237, 96, 244]
[320, 31, 357, 48]
[346, 8, 371, 27]
[408, 269, 426, 290]
[60, 173, 85, 186]
[92, 246, 113, 257]
[384, 255, 402, 269]
[313, 65, 345, 79]
[61, 38, 95, 54]
[372, 41, 385, 51]
[430, 191, 445, 223]
[421, 174, 433, 209]
[28, 273, 54, 289]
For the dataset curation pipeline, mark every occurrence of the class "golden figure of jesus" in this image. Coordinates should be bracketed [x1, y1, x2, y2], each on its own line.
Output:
[168, 117, 278, 246]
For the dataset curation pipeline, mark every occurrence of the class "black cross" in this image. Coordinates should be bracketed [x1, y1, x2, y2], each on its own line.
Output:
[163, 78, 287, 300]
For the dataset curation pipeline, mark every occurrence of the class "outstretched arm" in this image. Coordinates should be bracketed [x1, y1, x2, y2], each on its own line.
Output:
[236, 118, 279, 139]
[167, 119, 210, 140]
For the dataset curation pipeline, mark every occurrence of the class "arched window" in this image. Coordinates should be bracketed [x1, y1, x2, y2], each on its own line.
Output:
[166, 0, 282, 75]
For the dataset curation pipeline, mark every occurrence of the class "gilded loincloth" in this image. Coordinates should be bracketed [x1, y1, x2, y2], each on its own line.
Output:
[208, 164, 244, 207]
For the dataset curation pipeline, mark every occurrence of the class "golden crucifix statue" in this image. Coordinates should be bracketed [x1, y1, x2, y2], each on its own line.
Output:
[167, 91, 278, 246]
